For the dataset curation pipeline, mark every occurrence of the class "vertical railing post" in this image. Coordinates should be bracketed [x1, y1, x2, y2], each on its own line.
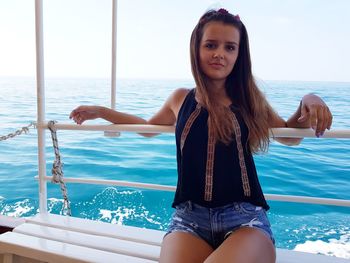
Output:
[105, 0, 120, 137]
[35, 0, 47, 213]
[111, 0, 117, 110]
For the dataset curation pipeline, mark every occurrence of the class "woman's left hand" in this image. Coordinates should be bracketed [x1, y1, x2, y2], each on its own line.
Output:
[297, 94, 333, 137]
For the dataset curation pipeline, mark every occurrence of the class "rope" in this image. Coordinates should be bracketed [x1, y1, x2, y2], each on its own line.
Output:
[0, 122, 36, 141]
[48, 121, 72, 216]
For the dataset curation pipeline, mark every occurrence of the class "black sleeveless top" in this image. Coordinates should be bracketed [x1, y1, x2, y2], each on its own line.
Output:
[172, 89, 269, 210]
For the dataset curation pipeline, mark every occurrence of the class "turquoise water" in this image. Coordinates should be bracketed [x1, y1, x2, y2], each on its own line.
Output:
[0, 77, 349, 258]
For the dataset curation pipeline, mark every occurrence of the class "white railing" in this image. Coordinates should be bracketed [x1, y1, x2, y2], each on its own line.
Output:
[34, 175, 350, 207]
[36, 123, 350, 208]
[39, 123, 350, 139]
[35, 0, 47, 212]
[34, 0, 349, 213]
[111, 0, 117, 110]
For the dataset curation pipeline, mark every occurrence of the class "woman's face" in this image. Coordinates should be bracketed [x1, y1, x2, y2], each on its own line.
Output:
[199, 21, 240, 82]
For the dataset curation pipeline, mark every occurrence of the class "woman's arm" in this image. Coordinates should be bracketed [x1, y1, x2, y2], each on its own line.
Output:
[69, 106, 148, 125]
[269, 94, 333, 146]
[69, 88, 190, 137]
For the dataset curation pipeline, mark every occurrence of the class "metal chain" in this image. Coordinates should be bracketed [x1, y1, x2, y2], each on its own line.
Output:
[0, 122, 36, 141]
[48, 121, 72, 216]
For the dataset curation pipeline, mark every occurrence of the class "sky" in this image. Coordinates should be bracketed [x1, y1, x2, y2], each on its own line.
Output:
[0, 0, 350, 82]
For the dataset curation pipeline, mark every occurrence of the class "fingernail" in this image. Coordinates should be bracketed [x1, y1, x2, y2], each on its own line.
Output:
[316, 132, 320, 138]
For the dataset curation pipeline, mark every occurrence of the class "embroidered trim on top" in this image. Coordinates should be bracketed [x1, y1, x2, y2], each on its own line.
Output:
[204, 121, 215, 201]
[230, 111, 251, 196]
[180, 104, 201, 154]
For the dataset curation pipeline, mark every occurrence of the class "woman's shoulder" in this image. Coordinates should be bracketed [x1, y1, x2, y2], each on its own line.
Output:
[172, 88, 192, 99]
[170, 88, 192, 105]
[168, 88, 193, 118]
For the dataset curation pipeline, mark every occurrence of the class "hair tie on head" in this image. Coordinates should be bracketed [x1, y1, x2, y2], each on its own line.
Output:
[217, 8, 229, 14]
[217, 8, 240, 21]
[199, 8, 241, 25]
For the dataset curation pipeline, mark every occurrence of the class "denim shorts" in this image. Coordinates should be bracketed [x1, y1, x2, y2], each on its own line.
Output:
[166, 201, 275, 249]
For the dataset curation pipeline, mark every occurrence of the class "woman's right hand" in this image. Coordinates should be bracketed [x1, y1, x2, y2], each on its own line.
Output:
[69, 105, 101, 125]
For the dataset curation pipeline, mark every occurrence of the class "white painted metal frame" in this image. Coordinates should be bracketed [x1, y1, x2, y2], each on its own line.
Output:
[35, 0, 47, 213]
[43, 123, 350, 138]
[31, 175, 350, 207]
[34, 0, 350, 214]
[111, 0, 117, 110]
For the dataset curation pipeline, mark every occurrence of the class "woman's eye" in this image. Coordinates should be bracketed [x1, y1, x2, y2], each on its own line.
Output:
[205, 43, 215, 49]
[226, 45, 236, 51]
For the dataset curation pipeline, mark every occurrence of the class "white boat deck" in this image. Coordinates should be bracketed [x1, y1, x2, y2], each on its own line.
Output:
[0, 213, 348, 263]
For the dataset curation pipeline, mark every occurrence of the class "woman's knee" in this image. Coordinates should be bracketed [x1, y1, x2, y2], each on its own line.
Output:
[160, 232, 213, 263]
[204, 227, 276, 263]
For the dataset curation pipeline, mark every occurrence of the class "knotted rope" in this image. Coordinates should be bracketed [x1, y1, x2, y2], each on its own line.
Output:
[48, 121, 71, 216]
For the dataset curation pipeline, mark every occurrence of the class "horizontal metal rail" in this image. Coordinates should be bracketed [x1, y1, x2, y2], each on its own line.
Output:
[38, 123, 350, 138]
[36, 176, 350, 207]
[38, 123, 349, 209]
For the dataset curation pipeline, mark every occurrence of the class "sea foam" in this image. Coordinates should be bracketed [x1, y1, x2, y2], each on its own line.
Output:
[294, 234, 350, 259]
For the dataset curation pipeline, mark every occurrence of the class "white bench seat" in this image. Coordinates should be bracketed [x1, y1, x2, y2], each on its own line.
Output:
[27, 213, 164, 246]
[1, 213, 349, 263]
[0, 232, 156, 263]
[276, 249, 349, 263]
[13, 223, 160, 261]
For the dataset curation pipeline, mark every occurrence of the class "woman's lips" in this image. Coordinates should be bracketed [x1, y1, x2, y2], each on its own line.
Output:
[209, 63, 224, 69]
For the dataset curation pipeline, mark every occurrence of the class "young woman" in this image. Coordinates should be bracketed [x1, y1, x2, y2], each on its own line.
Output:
[70, 9, 332, 263]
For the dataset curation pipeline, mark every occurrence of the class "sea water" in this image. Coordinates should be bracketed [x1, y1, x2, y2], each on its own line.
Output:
[0, 77, 349, 258]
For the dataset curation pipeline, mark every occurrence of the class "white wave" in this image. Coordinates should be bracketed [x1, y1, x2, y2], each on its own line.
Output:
[1, 199, 35, 217]
[99, 208, 135, 225]
[294, 234, 350, 259]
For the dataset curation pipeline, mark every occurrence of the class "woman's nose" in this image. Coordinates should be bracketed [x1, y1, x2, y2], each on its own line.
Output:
[213, 52, 224, 59]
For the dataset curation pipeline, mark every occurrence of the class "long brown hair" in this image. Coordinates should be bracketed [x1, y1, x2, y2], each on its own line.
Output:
[190, 9, 275, 153]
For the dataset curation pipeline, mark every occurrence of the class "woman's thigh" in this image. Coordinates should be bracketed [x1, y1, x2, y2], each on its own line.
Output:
[160, 232, 214, 263]
[204, 227, 276, 263]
